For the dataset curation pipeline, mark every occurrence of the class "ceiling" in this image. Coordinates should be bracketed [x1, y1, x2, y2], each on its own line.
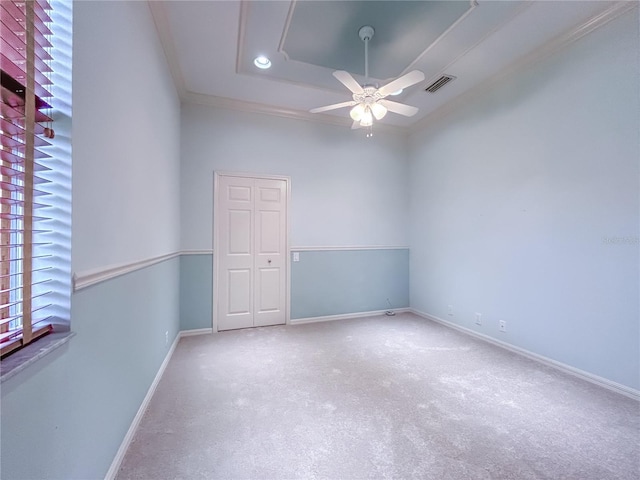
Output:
[149, 0, 622, 131]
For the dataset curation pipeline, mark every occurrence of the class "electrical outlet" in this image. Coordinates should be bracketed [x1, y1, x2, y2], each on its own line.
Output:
[475, 313, 482, 325]
[499, 320, 506, 332]
[293, 252, 300, 262]
[447, 305, 454, 316]
[165, 331, 169, 345]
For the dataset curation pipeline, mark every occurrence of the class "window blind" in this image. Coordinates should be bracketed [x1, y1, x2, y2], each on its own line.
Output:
[1, 0, 55, 357]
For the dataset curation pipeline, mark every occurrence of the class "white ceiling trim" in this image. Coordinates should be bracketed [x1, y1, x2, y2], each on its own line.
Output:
[421, 0, 534, 89]
[182, 90, 405, 135]
[275, 1, 477, 85]
[235, 1, 372, 97]
[149, 0, 633, 135]
[277, 0, 297, 62]
[400, 0, 478, 77]
[235, 0, 250, 74]
[147, 0, 186, 98]
[409, 0, 637, 135]
[182, 90, 350, 127]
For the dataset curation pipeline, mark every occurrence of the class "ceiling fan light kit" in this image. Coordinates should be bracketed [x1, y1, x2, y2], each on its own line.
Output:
[310, 25, 425, 136]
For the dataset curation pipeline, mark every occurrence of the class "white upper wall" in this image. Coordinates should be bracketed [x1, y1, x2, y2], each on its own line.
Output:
[72, 1, 181, 273]
[408, 9, 639, 389]
[180, 105, 409, 250]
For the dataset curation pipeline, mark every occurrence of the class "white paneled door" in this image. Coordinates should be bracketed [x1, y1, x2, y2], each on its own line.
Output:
[215, 174, 288, 331]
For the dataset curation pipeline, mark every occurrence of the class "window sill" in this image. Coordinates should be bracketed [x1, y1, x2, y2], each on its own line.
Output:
[1, 331, 75, 383]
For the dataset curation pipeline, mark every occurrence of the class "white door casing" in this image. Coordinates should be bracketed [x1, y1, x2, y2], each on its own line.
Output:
[214, 173, 289, 331]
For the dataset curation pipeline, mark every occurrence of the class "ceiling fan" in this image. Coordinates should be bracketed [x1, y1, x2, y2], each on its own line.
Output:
[310, 25, 425, 132]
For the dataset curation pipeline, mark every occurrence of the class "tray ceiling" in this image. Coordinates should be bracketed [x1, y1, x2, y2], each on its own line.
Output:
[279, 1, 471, 80]
[151, 1, 626, 131]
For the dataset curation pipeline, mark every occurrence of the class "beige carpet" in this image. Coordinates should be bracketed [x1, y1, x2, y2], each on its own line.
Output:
[117, 313, 639, 479]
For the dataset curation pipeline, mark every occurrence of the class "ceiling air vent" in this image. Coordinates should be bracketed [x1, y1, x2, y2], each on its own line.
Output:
[425, 75, 456, 93]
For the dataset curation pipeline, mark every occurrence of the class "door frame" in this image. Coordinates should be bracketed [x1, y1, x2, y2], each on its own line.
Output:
[212, 171, 291, 332]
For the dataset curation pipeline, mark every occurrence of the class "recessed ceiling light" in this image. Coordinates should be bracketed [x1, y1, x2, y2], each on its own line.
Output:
[253, 55, 271, 69]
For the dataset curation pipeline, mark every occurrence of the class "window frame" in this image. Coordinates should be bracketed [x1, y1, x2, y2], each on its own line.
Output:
[1, 0, 71, 366]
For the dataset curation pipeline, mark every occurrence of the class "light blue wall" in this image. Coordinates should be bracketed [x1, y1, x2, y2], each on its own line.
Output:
[291, 249, 410, 319]
[180, 105, 410, 251]
[179, 249, 410, 330]
[0, 1, 182, 478]
[408, 11, 639, 389]
[180, 102, 411, 330]
[72, 2, 181, 272]
[3, 6, 636, 480]
[1, 259, 180, 479]
[180, 254, 213, 331]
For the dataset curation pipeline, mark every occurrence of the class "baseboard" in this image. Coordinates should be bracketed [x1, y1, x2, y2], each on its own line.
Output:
[411, 309, 640, 401]
[180, 328, 213, 337]
[104, 334, 181, 480]
[290, 308, 410, 326]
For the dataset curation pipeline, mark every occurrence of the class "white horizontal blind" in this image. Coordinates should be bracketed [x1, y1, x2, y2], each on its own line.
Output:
[1, 0, 55, 357]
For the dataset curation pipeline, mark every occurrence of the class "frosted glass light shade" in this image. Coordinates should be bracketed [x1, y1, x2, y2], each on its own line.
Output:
[350, 103, 366, 121]
[371, 102, 387, 120]
[360, 108, 373, 127]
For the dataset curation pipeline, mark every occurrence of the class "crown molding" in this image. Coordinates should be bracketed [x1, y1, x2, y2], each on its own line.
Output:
[147, 0, 187, 98]
[277, 0, 297, 62]
[148, 0, 634, 137]
[182, 90, 349, 127]
[235, 0, 250, 73]
[400, 0, 478, 77]
[182, 90, 406, 135]
[409, 0, 637, 135]
[420, 1, 535, 92]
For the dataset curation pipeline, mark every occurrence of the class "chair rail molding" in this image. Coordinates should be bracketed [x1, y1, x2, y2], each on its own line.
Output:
[73, 252, 181, 291]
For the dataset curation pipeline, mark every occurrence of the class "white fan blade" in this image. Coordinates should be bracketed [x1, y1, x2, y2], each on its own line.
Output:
[351, 120, 362, 130]
[378, 70, 425, 97]
[310, 101, 356, 114]
[379, 99, 419, 117]
[333, 70, 364, 94]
